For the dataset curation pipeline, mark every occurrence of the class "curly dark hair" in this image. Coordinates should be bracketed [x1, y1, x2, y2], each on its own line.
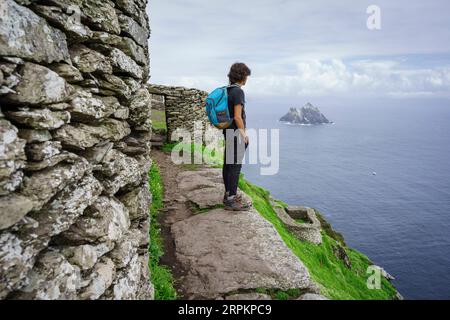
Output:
[228, 62, 251, 84]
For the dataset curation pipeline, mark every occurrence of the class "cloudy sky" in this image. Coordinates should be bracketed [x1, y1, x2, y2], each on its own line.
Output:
[147, 0, 450, 100]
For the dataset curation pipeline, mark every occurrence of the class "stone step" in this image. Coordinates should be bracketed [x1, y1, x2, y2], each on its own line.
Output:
[171, 168, 318, 299]
[172, 208, 318, 299]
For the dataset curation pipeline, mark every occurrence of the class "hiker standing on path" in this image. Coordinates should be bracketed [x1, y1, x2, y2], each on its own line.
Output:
[223, 63, 252, 211]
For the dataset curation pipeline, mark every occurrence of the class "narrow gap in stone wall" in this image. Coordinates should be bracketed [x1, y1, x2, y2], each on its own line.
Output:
[149, 91, 167, 148]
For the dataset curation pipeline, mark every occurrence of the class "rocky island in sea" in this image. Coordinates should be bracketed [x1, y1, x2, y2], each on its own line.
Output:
[280, 103, 332, 125]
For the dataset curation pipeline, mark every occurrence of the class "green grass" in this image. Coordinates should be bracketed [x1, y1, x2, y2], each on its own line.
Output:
[238, 175, 398, 300]
[189, 201, 225, 214]
[162, 142, 223, 168]
[295, 218, 309, 224]
[255, 288, 305, 300]
[314, 209, 347, 247]
[273, 199, 289, 209]
[151, 109, 167, 133]
[148, 163, 177, 300]
[226, 288, 304, 300]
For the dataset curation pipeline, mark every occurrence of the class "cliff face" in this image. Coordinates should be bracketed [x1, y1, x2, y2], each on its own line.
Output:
[280, 103, 331, 125]
[0, 0, 153, 300]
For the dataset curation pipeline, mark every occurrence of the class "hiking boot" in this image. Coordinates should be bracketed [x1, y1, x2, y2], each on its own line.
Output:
[236, 194, 252, 208]
[223, 192, 243, 204]
[224, 196, 251, 211]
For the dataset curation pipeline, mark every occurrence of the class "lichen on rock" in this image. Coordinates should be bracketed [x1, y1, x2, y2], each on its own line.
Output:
[0, 0, 154, 301]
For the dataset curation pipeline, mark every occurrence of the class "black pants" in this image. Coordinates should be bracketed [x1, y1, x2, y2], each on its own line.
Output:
[223, 131, 248, 196]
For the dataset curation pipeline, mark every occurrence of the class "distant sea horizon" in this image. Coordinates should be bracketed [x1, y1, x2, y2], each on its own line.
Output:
[242, 98, 450, 299]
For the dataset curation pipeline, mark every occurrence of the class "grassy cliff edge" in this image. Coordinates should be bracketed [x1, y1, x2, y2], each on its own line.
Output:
[238, 175, 398, 300]
[156, 143, 399, 300]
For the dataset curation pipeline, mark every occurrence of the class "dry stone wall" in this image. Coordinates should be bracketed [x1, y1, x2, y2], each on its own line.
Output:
[0, 0, 153, 299]
[147, 84, 210, 141]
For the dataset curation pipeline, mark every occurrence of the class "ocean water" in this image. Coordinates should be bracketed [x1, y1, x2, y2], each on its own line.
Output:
[241, 101, 450, 300]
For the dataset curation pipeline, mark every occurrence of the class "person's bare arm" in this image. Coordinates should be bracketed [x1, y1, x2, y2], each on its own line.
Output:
[234, 104, 248, 144]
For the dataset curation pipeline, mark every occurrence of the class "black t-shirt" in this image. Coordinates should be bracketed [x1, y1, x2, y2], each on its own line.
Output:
[226, 85, 246, 129]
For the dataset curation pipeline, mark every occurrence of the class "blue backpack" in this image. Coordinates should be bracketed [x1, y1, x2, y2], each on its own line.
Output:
[205, 85, 238, 129]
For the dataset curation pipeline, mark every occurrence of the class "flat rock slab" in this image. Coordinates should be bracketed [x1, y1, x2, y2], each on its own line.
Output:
[172, 208, 316, 299]
[178, 169, 252, 209]
[225, 293, 272, 300]
[297, 293, 329, 300]
[177, 169, 222, 192]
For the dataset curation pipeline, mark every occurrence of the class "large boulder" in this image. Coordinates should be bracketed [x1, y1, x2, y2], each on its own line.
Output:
[5, 108, 71, 130]
[131, 218, 149, 251]
[59, 242, 114, 271]
[102, 253, 141, 300]
[20, 156, 91, 211]
[17, 129, 52, 144]
[118, 181, 151, 221]
[5, 63, 71, 105]
[81, 141, 114, 164]
[128, 88, 152, 131]
[109, 48, 143, 79]
[0, 0, 70, 64]
[97, 74, 131, 99]
[25, 151, 80, 172]
[53, 119, 131, 150]
[79, 257, 116, 300]
[25, 141, 62, 162]
[31, 4, 92, 41]
[0, 226, 41, 298]
[115, 0, 149, 30]
[69, 44, 112, 74]
[136, 254, 154, 300]
[30, 173, 103, 238]
[80, 0, 121, 35]
[0, 57, 22, 95]
[69, 90, 119, 122]
[0, 193, 33, 230]
[14, 251, 81, 300]
[90, 31, 147, 65]
[49, 63, 84, 84]
[95, 149, 142, 195]
[108, 231, 140, 269]
[114, 133, 151, 156]
[60, 196, 130, 244]
[118, 13, 149, 48]
[0, 119, 26, 195]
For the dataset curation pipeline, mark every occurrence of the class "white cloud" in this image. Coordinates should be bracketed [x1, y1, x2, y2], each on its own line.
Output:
[245, 60, 450, 97]
[155, 60, 450, 98]
[147, 0, 450, 99]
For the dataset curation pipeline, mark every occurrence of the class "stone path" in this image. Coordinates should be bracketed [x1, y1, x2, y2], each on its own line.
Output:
[153, 150, 319, 300]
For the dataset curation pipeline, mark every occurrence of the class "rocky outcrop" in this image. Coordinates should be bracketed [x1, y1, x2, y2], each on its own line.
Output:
[280, 103, 331, 125]
[0, 0, 153, 300]
[171, 168, 319, 299]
